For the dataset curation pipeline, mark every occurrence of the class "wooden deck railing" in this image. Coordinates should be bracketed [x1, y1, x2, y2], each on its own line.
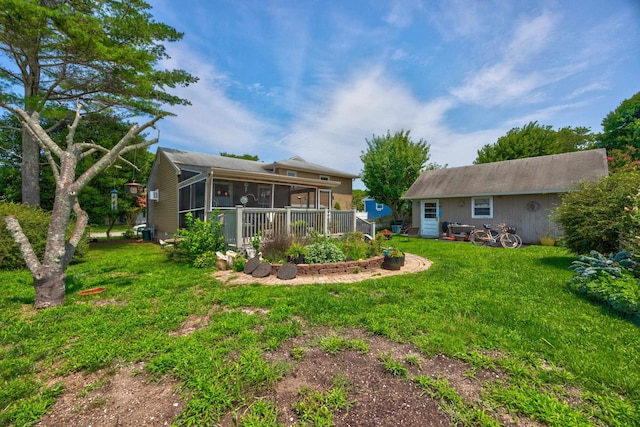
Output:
[214, 207, 375, 251]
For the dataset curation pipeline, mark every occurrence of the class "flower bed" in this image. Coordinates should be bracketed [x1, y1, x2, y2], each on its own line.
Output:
[268, 255, 385, 276]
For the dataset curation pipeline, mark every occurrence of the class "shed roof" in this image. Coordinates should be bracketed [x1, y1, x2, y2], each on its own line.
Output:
[403, 149, 609, 199]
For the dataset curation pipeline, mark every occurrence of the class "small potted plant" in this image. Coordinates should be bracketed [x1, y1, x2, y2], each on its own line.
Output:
[246, 231, 261, 258]
[382, 246, 405, 270]
[286, 242, 307, 264]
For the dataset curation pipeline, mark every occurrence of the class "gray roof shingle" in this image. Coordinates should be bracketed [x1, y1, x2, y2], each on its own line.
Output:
[161, 147, 268, 173]
[159, 148, 358, 178]
[403, 149, 609, 199]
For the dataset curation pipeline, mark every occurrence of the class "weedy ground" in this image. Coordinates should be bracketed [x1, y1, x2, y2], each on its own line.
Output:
[1, 238, 638, 426]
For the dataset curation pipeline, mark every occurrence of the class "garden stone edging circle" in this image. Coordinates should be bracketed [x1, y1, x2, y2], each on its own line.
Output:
[276, 263, 298, 280]
[218, 253, 432, 285]
[243, 257, 261, 274]
[251, 262, 273, 278]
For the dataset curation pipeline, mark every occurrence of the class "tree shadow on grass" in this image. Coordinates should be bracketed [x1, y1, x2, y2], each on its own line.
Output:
[6, 295, 34, 305]
[538, 256, 574, 270]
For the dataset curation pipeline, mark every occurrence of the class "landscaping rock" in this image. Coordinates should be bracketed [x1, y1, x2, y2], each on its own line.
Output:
[252, 262, 272, 278]
[243, 257, 261, 274]
[277, 263, 297, 280]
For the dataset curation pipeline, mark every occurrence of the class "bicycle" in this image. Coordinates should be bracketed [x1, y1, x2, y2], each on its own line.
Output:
[469, 223, 522, 248]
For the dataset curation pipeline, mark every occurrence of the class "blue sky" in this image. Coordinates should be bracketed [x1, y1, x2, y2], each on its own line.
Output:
[148, 0, 639, 187]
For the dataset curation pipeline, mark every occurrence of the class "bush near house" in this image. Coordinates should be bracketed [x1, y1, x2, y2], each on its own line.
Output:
[170, 212, 225, 267]
[555, 169, 639, 255]
[0, 201, 88, 270]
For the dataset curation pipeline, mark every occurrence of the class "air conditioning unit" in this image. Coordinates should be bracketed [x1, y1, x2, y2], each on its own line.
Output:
[148, 190, 159, 201]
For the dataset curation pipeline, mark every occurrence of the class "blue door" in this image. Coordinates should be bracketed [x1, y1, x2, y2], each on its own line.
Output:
[420, 200, 439, 237]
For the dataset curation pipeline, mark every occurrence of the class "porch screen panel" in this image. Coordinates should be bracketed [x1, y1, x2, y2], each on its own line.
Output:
[212, 181, 231, 207]
[179, 179, 206, 228]
[179, 186, 191, 211]
[194, 181, 205, 209]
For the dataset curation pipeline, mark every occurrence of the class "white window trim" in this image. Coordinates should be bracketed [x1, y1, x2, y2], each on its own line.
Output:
[471, 196, 493, 219]
[286, 170, 297, 177]
[375, 203, 384, 211]
[319, 175, 330, 181]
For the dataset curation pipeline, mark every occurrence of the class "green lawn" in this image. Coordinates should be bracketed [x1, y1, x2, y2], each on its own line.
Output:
[1, 238, 638, 426]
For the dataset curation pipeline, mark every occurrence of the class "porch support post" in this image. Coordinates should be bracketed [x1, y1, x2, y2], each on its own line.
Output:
[285, 206, 291, 234]
[352, 209, 357, 233]
[270, 184, 275, 208]
[236, 205, 244, 250]
[323, 208, 329, 235]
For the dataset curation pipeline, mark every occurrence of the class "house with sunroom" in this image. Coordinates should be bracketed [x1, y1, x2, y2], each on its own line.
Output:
[146, 147, 359, 240]
[402, 149, 609, 243]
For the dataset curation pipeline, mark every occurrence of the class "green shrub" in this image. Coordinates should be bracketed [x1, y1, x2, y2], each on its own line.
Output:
[568, 271, 640, 318]
[623, 188, 640, 258]
[568, 250, 638, 281]
[233, 255, 246, 272]
[0, 201, 88, 270]
[193, 251, 219, 269]
[305, 240, 345, 264]
[173, 212, 225, 264]
[555, 170, 640, 255]
[568, 250, 640, 318]
[339, 232, 370, 260]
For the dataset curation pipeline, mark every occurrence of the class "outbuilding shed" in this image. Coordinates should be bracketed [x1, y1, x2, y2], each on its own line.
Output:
[402, 149, 609, 243]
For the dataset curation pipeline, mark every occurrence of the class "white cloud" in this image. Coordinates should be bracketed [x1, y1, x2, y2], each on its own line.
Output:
[157, 46, 279, 154]
[384, 0, 424, 27]
[449, 10, 592, 108]
[274, 68, 489, 173]
[505, 10, 556, 62]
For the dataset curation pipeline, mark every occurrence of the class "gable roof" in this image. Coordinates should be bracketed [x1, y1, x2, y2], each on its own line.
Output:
[156, 147, 355, 187]
[403, 149, 609, 199]
[160, 147, 268, 174]
[266, 156, 359, 178]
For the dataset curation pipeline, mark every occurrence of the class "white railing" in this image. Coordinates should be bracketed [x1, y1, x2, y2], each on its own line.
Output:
[215, 207, 374, 250]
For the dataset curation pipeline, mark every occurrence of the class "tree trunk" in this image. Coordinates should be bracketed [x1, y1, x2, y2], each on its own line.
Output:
[33, 266, 66, 309]
[22, 130, 41, 206]
[3, 215, 68, 309]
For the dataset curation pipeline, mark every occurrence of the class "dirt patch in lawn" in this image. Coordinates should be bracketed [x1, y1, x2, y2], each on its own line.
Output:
[35, 314, 544, 426]
[36, 362, 183, 427]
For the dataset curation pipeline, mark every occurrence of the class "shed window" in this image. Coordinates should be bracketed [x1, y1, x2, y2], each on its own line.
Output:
[472, 197, 493, 218]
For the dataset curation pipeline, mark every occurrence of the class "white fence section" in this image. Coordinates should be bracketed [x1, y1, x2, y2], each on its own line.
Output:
[216, 207, 376, 250]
